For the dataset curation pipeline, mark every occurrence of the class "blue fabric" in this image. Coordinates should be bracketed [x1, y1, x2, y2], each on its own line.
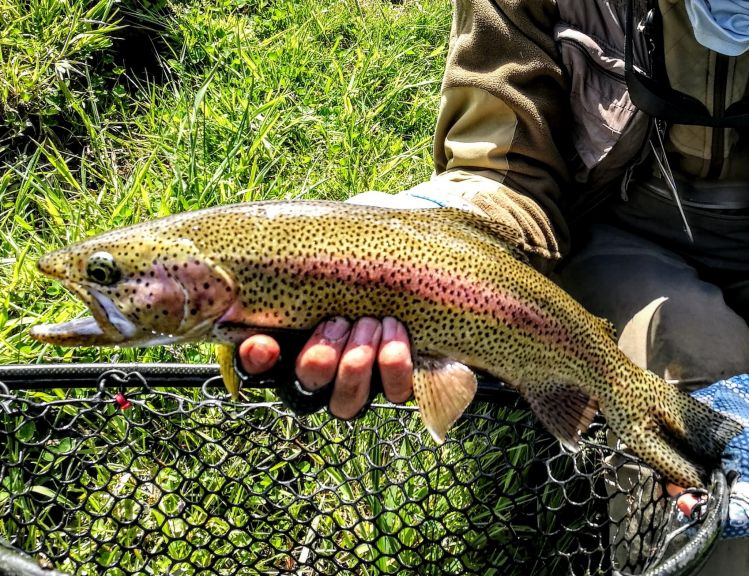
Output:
[692, 374, 749, 538]
[685, 0, 749, 56]
[346, 190, 477, 212]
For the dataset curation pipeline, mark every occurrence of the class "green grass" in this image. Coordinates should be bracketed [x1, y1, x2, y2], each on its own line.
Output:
[0, 0, 449, 366]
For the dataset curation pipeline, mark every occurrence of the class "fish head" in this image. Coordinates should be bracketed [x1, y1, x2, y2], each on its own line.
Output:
[31, 231, 238, 348]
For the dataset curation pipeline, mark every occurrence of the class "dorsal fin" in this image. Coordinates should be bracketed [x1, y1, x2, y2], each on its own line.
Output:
[619, 297, 668, 362]
[598, 317, 617, 341]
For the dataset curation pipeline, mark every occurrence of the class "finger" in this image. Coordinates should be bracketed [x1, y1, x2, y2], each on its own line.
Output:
[329, 317, 382, 419]
[238, 335, 282, 374]
[665, 483, 685, 498]
[295, 317, 351, 390]
[378, 317, 413, 403]
[666, 482, 701, 516]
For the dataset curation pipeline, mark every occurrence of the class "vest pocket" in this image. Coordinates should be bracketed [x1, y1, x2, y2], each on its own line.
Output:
[555, 25, 639, 176]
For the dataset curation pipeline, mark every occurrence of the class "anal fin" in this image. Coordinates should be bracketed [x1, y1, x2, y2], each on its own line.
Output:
[412, 356, 478, 444]
[216, 343, 241, 400]
[521, 381, 599, 451]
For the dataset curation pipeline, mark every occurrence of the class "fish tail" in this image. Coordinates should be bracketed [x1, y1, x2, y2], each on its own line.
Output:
[657, 378, 742, 462]
[620, 371, 742, 488]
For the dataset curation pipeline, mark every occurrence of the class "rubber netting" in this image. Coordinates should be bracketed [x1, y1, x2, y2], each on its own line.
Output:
[0, 370, 700, 576]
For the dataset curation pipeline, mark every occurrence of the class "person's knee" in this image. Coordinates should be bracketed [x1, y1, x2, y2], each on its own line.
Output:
[557, 226, 749, 386]
[641, 290, 749, 386]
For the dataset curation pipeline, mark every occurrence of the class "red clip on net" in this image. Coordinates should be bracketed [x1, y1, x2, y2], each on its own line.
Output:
[114, 393, 132, 410]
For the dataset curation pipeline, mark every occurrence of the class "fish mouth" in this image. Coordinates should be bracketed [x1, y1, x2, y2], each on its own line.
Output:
[30, 281, 138, 346]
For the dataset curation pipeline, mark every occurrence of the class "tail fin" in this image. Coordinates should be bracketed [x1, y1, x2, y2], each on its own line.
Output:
[656, 380, 742, 463]
[629, 373, 743, 487]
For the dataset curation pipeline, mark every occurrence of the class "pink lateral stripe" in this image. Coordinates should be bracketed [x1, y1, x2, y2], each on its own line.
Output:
[275, 254, 552, 332]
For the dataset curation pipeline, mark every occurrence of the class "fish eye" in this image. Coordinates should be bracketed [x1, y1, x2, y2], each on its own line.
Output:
[85, 252, 121, 285]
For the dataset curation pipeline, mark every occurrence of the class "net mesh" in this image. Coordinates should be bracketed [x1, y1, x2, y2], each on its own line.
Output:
[0, 368, 706, 575]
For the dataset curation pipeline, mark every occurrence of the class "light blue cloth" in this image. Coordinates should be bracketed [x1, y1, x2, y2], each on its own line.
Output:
[346, 190, 478, 212]
[685, 0, 749, 56]
[692, 374, 749, 538]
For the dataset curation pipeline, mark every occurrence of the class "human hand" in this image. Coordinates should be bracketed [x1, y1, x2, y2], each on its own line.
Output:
[237, 316, 413, 418]
[236, 189, 478, 418]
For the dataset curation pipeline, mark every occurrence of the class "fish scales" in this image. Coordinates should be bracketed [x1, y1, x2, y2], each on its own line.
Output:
[31, 201, 741, 488]
[173, 205, 579, 367]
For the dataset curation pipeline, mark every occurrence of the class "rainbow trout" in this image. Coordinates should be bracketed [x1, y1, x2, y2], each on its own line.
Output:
[31, 201, 741, 487]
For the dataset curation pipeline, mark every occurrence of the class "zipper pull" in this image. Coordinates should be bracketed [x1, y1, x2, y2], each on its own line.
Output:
[641, 9, 657, 55]
[620, 164, 635, 201]
[650, 119, 694, 243]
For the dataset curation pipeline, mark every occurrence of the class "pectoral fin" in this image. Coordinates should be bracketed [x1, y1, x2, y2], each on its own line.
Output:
[412, 356, 478, 444]
[216, 343, 241, 400]
[520, 381, 599, 451]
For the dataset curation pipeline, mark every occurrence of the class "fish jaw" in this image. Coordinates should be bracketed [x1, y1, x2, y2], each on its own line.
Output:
[30, 279, 177, 347]
[30, 316, 120, 346]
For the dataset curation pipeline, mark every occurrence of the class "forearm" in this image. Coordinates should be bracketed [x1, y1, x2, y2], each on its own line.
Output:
[404, 171, 562, 273]
[430, 0, 573, 269]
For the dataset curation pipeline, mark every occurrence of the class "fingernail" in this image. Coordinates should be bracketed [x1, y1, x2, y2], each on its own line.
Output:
[323, 317, 350, 341]
[677, 494, 701, 517]
[248, 343, 273, 368]
[352, 318, 380, 345]
[382, 317, 397, 341]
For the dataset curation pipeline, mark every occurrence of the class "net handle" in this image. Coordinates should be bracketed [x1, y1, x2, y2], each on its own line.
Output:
[0, 363, 517, 403]
[0, 539, 70, 576]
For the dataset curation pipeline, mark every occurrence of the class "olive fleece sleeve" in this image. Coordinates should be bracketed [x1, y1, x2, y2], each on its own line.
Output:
[419, 0, 573, 270]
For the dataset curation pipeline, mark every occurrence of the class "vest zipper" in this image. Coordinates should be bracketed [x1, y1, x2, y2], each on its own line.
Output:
[708, 54, 728, 179]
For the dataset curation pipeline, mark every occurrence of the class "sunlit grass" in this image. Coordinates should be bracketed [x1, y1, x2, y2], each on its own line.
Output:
[0, 0, 119, 134]
[0, 0, 450, 366]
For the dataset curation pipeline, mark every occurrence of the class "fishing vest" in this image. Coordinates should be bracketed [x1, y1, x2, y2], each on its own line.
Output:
[556, 0, 749, 220]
